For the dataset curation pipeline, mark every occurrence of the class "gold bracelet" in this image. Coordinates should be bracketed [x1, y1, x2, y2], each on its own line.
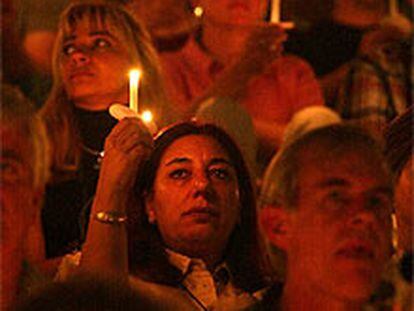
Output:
[94, 211, 127, 225]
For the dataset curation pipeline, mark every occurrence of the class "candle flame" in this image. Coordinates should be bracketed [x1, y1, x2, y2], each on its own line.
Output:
[129, 69, 141, 82]
[194, 6, 203, 17]
[141, 110, 153, 123]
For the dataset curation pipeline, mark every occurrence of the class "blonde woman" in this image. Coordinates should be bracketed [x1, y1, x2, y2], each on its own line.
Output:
[41, 2, 174, 258]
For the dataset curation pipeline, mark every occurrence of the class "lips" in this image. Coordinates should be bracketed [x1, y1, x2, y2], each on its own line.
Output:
[182, 206, 219, 218]
[336, 240, 376, 261]
[70, 70, 94, 80]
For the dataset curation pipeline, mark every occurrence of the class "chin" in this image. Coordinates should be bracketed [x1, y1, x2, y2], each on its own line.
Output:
[331, 270, 379, 303]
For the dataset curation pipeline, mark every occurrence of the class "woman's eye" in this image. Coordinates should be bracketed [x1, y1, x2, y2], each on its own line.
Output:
[0, 160, 23, 184]
[62, 44, 76, 55]
[169, 169, 190, 180]
[325, 190, 349, 207]
[210, 168, 231, 181]
[93, 38, 111, 49]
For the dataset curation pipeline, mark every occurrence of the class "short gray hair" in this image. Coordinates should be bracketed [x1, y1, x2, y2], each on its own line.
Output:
[260, 124, 391, 209]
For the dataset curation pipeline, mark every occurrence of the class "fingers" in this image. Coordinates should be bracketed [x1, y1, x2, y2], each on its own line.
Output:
[105, 118, 153, 154]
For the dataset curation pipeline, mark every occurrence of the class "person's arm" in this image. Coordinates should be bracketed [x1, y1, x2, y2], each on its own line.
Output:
[79, 118, 153, 278]
[195, 24, 287, 107]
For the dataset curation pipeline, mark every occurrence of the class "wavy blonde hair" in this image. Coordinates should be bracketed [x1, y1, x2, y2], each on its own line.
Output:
[41, 1, 173, 172]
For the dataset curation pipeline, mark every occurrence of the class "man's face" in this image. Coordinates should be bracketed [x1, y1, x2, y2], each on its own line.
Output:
[196, 0, 267, 25]
[146, 134, 240, 257]
[1, 122, 40, 307]
[287, 149, 393, 302]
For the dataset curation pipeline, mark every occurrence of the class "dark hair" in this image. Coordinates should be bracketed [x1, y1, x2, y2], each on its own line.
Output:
[127, 122, 269, 292]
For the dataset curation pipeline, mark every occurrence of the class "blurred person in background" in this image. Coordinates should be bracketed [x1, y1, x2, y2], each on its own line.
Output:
[160, 0, 324, 172]
[1, 85, 51, 310]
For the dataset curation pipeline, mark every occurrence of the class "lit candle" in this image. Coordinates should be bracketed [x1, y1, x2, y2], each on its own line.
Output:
[109, 104, 158, 134]
[270, 0, 280, 23]
[129, 69, 141, 113]
[193, 6, 203, 18]
[141, 110, 153, 123]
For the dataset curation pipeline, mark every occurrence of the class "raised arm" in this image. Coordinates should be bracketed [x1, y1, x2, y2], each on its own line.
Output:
[197, 24, 287, 104]
[79, 118, 153, 278]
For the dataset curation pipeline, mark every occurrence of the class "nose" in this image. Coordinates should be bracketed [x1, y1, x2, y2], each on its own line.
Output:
[348, 199, 379, 229]
[70, 49, 90, 67]
[193, 171, 210, 191]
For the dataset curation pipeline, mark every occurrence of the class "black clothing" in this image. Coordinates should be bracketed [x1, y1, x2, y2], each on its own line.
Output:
[285, 20, 366, 77]
[42, 108, 117, 257]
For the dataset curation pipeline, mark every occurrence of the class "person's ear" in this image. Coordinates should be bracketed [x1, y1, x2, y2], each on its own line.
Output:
[144, 193, 157, 224]
[260, 204, 290, 250]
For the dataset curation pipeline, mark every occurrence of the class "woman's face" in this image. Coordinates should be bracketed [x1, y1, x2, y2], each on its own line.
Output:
[196, 0, 267, 25]
[59, 18, 135, 110]
[146, 134, 240, 257]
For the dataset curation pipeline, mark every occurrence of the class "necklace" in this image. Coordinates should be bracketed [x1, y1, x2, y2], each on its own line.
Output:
[81, 144, 104, 170]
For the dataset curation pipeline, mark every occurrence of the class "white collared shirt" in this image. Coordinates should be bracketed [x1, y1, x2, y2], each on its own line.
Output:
[166, 249, 260, 310]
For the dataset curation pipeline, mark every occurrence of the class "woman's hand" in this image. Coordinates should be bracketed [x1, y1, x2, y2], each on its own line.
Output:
[79, 118, 151, 277]
[96, 118, 153, 202]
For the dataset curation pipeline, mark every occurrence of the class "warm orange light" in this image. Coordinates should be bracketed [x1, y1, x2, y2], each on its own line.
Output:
[194, 6, 203, 17]
[129, 69, 142, 113]
[141, 110, 153, 123]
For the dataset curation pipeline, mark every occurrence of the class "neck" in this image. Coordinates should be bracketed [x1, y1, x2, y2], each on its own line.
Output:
[282, 278, 363, 311]
[170, 242, 223, 270]
[73, 90, 128, 111]
[332, 1, 386, 28]
[200, 19, 251, 65]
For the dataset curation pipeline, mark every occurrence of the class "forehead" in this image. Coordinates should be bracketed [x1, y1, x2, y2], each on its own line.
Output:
[298, 148, 391, 190]
[160, 134, 230, 163]
[62, 10, 125, 40]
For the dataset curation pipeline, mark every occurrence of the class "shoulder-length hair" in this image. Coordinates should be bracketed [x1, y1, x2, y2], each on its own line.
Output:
[127, 122, 270, 292]
[41, 1, 173, 173]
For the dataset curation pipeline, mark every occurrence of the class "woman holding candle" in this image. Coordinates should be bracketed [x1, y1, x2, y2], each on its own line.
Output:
[78, 121, 270, 310]
[160, 0, 324, 172]
[40, 2, 173, 258]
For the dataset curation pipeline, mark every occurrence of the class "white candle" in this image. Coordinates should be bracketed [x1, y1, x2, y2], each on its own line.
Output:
[129, 69, 141, 113]
[270, 0, 281, 23]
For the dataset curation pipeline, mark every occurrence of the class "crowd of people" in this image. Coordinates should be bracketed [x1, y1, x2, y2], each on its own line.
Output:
[2, 0, 412, 310]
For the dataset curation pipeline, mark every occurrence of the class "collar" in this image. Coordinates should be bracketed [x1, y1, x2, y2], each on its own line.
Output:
[165, 248, 231, 281]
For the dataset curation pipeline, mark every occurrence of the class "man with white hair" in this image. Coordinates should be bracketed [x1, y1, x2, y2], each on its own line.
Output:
[258, 125, 394, 310]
